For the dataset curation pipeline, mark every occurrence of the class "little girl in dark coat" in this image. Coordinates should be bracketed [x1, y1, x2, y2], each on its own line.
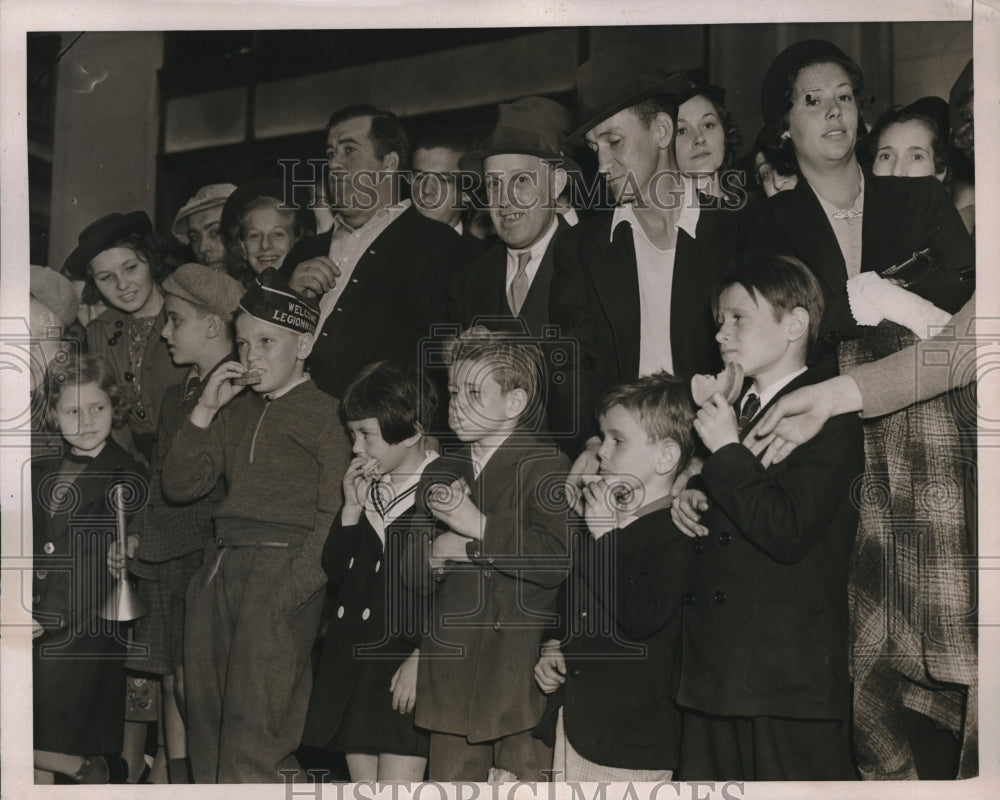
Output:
[302, 361, 438, 782]
[33, 354, 146, 783]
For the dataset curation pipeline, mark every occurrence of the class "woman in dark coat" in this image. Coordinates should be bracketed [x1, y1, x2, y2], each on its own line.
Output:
[742, 39, 976, 781]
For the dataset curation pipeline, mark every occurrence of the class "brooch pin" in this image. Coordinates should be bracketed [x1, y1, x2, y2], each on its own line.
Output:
[833, 208, 863, 220]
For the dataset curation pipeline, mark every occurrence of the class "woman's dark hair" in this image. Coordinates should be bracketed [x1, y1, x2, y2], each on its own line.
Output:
[685, 92, 742, 168]
[764, 55, 869, 177]
[341, 360, 437, 444]
[45, 353, 131, 430]
[859, 106, 951, 180]
[81, 231, 170, 307]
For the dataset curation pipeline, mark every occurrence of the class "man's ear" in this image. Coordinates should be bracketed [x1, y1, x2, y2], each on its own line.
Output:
[786, 306, 810, 343]
[297, 332, 315, 360]
[381, 150, 401, 173]
[654, 112, 675, 150]
[552, 166, 569, 200]
[655, 439, 681, 475]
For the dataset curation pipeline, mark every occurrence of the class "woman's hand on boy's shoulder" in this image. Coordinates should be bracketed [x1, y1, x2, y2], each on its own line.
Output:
[671, 488, 710, 538]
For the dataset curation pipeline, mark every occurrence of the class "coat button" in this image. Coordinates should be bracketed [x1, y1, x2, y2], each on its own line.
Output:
[348, 557, 355, 570]
[217, 537, 224, 547]
[33, 594, 42, 605]
[720, 533, 732, 545]
[693, 540, 704, 553]
[713, 590, 726, 604]
[487, 556, 495, 565]
[492, 621, 501, 631]
[43, 542, 55, 555]
[682, 593, 693, 605]
[484, 571, 492, 580]
[570, 668, 582, 678]
[362, 608, 371, 621]
[36, 570, 48, 580]
[337, 606, 345, 618]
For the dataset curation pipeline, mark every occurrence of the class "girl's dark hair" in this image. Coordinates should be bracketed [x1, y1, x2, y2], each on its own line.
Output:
[765, 55, 869, 177]
[859, 106, 951, 180]
[45, 353, 131, 430]
[341, 360, 437, 444]
[81, 231, 170, 307]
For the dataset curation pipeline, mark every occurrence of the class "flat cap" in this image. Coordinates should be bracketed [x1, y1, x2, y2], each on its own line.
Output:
[162, 262, 244, 318]
[30, 264, 79, 327]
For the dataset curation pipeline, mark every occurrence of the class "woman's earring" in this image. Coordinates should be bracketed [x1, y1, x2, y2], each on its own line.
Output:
[780, 130, 791, 141]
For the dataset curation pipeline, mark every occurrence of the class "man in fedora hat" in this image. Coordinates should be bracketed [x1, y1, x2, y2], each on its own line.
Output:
[280, 104, 465, 402]
[448, 96, 576, 339]
[549, 49, 739, 457]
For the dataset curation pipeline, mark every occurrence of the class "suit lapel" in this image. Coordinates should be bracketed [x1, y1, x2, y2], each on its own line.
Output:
[588, 217, 641, 378]
[320, 208, 416, 342]
[860, 175, 895, 272]
[472, 440, 525, 514]
[769, 182, 848, 298]
[516, 218, 566, 332]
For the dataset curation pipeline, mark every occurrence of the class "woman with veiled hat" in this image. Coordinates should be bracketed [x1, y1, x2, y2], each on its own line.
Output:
[741, 39, 976, 780]
[63, 211, 186, 465]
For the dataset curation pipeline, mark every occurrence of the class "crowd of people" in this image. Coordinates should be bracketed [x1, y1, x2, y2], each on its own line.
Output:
[28, 38, 978, 786]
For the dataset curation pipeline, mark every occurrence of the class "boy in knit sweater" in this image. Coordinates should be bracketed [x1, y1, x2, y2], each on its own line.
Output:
[161, 269, 350, 783]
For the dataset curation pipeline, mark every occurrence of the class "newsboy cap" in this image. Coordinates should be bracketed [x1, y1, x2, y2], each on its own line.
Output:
[162, 263, 244, 319]
[171, 183, 237, 243]
[30, 264, 79, 328]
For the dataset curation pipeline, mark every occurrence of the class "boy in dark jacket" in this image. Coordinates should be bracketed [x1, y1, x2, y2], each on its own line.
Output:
[676, 255, 864, 780]
[534, 372, 696, 781]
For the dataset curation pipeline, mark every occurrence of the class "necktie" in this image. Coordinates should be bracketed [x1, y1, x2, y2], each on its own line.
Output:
[508, 251, 531, 315]
[738, 392, 761, 435]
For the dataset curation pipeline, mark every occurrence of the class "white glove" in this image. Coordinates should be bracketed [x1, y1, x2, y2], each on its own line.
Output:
[846, 271, 952, 340]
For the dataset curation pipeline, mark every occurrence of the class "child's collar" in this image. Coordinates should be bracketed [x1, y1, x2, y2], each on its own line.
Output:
[263, 374, 311, 401]
[616, 492, 674, 531]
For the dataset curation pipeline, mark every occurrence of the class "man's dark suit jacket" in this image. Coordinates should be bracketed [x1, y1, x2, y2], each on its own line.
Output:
[676, 368, 864, 721]
[281, 206, 465, 399]
[447, 218, 568, 338]
[549, 202, 738, 455]
[741, 174, 975, 346]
